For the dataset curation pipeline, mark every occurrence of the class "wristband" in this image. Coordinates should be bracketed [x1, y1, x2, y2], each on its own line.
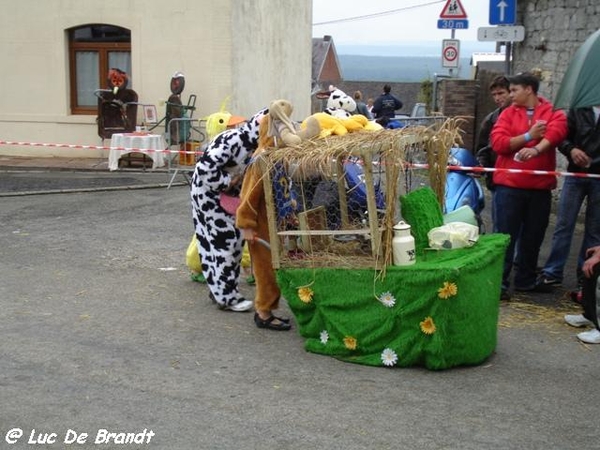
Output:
[532, 146, 541, 156]
[524, 132, 532, 142]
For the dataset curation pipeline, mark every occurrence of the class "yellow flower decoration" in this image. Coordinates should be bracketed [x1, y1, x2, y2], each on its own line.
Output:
[420, 317, 436, 335]
[438, 281, 458, 299]
[298, 286, 314, 303]
[343, 336, 357, 350]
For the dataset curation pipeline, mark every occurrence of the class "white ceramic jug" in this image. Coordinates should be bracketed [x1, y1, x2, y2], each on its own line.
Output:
[392, 221, 416, 266]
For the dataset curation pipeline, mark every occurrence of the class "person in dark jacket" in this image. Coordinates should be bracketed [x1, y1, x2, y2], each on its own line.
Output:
[372, 84, 403, 120]
[476, 76, 511, 193]
[536, 106, 600, 292]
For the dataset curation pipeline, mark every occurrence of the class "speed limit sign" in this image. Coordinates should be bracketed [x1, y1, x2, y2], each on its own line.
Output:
[442, 39, 460, 68]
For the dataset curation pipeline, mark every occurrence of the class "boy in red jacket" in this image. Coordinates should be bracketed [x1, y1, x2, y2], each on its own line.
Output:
[490, 72, 567, 298]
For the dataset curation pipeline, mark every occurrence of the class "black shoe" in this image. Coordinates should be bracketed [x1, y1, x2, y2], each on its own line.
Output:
[514, 284, 536, 292]
[254, 312, 291, 331]
[500, 289, 511, 301]
[535, 274, 561, 289]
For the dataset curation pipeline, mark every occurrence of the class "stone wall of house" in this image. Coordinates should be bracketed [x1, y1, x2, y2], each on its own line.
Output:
[515, 0, 600, 101]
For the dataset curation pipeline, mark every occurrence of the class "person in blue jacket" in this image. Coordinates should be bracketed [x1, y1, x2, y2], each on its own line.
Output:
[372, 84, 403, 121]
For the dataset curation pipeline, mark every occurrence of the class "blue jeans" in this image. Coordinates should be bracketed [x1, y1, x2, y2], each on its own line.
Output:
[542, 177, 600, 282]
[494, 186, 552, 290]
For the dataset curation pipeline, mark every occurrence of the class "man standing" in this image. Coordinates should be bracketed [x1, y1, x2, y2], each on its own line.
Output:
[564, 245, 600, 344]
[536, 106, 600, 293]
[490, 72, 567, 297]
[372, 84, 403, 120]
[476, 75, 511, 229]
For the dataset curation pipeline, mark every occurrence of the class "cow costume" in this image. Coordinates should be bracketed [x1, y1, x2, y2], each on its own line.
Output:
[190, 107, 268, 311]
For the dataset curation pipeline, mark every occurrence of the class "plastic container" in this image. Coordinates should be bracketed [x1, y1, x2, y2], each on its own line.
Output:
[180, 141, 200, 166]
[392, 221, 416, 266]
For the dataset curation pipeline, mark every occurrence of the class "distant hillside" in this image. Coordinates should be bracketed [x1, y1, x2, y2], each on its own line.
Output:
[336, 41, 496, 58]
[338, 54, 472, 82]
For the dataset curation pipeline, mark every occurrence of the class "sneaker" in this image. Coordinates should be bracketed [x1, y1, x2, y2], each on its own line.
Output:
[577, 329, 600, 344]
[535, 274, 561, 289]
[209, 292, 254, 312]
[500, 289, 511, 301]
[223, 299, 254, 312]
[564, 314, 593, 328]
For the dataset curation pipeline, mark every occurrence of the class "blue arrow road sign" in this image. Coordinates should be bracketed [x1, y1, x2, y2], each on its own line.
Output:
[489, 0, 516, 25]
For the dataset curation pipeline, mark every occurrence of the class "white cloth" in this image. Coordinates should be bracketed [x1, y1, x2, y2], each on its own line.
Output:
[108, 133, 167, 171]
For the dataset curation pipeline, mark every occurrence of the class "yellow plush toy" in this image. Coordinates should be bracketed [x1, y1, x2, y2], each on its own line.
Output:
[203, 96, 246, 141]
[304, 112, 383, 138]
[305, 112, 348, 137]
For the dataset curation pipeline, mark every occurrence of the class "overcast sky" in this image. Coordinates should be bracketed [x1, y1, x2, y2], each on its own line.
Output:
[312, 0, 495, 45]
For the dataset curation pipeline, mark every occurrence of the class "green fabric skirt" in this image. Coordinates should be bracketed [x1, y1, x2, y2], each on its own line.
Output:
[277, 234, 510, 370]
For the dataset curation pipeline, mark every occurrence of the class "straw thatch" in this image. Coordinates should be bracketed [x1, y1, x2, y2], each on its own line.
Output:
[257, 118, 464, 270]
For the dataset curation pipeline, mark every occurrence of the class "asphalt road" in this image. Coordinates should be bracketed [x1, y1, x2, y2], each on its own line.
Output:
[0, 170, 187, 196]
[1, 173, 597, 450]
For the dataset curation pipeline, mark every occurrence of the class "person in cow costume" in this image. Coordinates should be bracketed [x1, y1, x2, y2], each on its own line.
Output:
[190, 107, 268, 312]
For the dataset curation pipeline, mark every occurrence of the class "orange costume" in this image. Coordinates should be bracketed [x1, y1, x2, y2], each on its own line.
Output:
[236, 100, 320, 326]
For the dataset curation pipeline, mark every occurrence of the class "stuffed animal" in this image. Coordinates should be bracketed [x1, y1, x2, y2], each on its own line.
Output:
[324, 86, 356, 118]
[204, 96, 246, 141]
[341, 114, 383, 132]
[267, 99, 320, 146]
[304, 112, 383, 137]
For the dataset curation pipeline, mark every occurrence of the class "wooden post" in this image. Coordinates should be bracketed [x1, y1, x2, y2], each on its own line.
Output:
[336, 156, 350, 229]
[362, 150, 380, 257]
[258, 156, 281, 269]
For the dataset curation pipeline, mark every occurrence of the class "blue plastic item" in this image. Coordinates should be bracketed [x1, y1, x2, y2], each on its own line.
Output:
[344, 159, 385, 212]
[444, 147, 485, 215]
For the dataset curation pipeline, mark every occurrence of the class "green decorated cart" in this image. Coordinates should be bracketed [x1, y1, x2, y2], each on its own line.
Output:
[259, 121, 509, 370]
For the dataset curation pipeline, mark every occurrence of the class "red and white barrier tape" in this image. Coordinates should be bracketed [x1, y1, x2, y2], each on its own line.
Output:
[0, 140, 193, 155]
[409, 163, 600, 179]
[1, 140, 599, 179]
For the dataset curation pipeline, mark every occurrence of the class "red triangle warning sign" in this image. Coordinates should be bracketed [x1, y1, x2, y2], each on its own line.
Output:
[439, 0, 468, 19]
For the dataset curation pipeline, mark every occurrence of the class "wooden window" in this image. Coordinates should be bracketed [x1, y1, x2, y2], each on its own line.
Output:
[68, 25, 131, 115]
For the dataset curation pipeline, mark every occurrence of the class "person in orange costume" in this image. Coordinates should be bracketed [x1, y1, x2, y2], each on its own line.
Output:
[236, 99, 320, 331]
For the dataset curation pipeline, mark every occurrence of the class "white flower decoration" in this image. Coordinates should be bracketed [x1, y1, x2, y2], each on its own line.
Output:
[320, 330, 329, 345]
[381, 348, 398, 367]
[378, 291, 396, 308]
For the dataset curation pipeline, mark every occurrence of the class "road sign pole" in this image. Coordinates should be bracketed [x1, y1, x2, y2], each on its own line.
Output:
[450, 29, 456, 77]
[505, 41, 512, 75]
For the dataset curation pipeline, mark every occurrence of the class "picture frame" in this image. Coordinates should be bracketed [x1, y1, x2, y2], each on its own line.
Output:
[143, 105, 158, 124]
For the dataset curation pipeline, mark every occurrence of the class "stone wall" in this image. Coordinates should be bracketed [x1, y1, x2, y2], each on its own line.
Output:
[436, 79, 479, 151]
[318, 82, 422, 116]
[515, 0, 600, 101]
